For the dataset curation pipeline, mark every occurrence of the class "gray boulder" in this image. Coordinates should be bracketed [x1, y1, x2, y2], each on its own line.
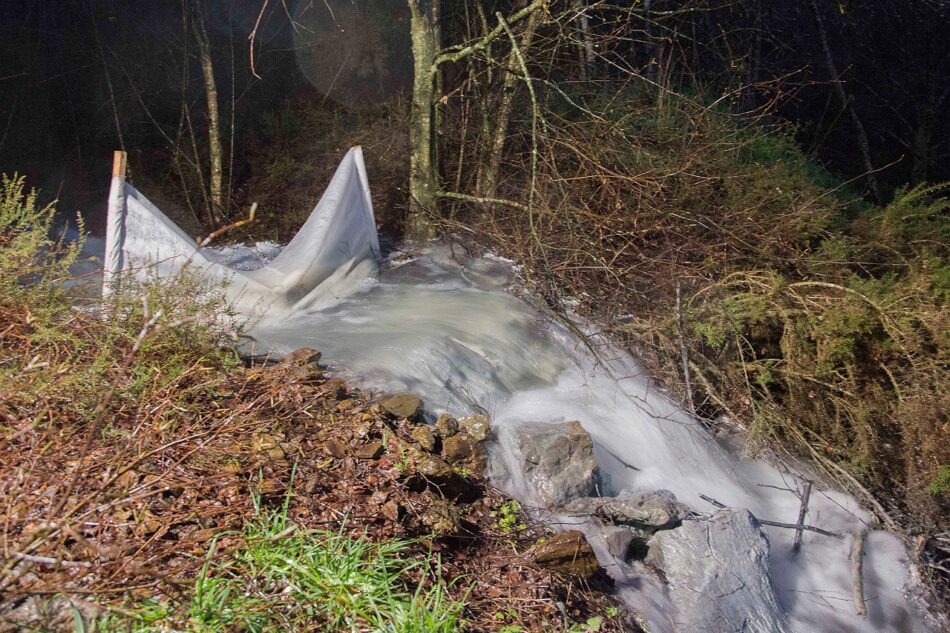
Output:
[565, 489, 689, 531]
[647, 508, 790, 633]
[516, 421, 598, 506]
[602, 526, 650, 562]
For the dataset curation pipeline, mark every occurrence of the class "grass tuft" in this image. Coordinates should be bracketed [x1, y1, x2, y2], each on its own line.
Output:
[99, 506, 465, 632]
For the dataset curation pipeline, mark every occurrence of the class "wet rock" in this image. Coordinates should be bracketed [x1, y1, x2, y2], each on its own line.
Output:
[647, 508, 790, 633]
[442, 433, 485, 468]
[458, 414, 491, 441]
[325, 378, 348, 400]
[534, 530, 600, 578]
[380, 393, 423, 420]
[411, 425, 438, 452]
[421, 497, 463, 536]
[565, 490, 689, 531]
[355, 442, 384, 460]
[434, 414, 459, 437]
[280, 347, 322, 367]
[602, 526, 649, 562]
[516, 421, 598, 506]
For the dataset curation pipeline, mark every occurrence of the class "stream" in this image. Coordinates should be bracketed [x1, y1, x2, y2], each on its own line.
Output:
[226, 240, 931, 632]
[83, 148, 937, 631]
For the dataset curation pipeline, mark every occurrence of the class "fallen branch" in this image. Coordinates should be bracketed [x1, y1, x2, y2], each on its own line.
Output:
[10, 551, 92, 568]
[699, 494, 842, 538]
[792, 480, 813, 554]
[676, 282, 694, 413]
[198, 201, 257, 248]
[852, 529, 868, 617]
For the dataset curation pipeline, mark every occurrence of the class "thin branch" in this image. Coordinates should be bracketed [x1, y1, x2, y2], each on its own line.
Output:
[431, 1, 543, 71]
[248, 0, 271, 79]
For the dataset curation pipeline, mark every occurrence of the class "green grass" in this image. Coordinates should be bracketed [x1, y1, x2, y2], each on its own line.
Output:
[97, 505, 465, 632]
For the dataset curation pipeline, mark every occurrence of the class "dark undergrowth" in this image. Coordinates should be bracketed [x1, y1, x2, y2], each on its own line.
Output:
[437, 88, 949, 603]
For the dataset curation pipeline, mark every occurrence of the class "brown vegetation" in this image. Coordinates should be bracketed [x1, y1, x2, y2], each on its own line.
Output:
[0, 177, 623, 631]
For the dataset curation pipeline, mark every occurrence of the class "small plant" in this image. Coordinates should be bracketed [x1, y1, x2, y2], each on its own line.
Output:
[395, 446, 412, 474]
[492, 500, 526, 533]
[925, 465, 950, 495]
[566, 615, 603, 632]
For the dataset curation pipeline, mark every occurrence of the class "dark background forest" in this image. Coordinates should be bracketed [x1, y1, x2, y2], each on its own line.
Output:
[2, 1, 948, 231]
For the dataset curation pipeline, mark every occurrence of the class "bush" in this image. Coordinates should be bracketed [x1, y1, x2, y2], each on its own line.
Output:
[453, 90, 949, 533]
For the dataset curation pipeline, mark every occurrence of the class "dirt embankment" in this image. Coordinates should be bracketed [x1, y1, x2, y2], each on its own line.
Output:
[0, 345, 623, 631]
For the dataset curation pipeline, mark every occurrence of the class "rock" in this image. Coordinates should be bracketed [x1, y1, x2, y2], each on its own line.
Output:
[421, 497, 463, 536]
[1, 596, 99, 632]
[380, 393, 423, 420]
[516, 421, 598, 506]
[381, 500, 401, 521]
[458, 414, 491, 441]
[280, 347, 321, 367]
[407, 450, 470, 499]
[602, 526, 649, 562]
[252, 432, 281, 452]
[434, 414, 459, 437]
[265, 446, 286, 461]
[534, 530, 600, 578]
[324, 438, 348, 459]
[412, 451, 455, 480]
[647, 508, 790, 633]
[442, 433, 485, 469]
[325, 378, 348, 400]
[355, 442, 384, 460]
[564, 490, 689, 531]
[411, 425, 438, 452]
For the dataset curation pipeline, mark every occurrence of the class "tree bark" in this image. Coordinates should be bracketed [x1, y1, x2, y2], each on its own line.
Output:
[808, 0, 880, 203]
[910, 86, 948, 185]
[407, 0, 440, 240]
[477, 3, 539, 197]
[575, 0, 594, 81]
[192, 0, 223, 224]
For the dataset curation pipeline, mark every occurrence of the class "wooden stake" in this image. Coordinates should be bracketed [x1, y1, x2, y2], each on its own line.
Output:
[112, 149, 127, 178]
[676, 282, 695, 413]
[103, 150, 128, 299]
[852, 529, 868, 617]
[792, 480, 813, 554]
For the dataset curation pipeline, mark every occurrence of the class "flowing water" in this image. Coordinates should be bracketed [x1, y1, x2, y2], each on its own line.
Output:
[227, 240, 933, 633]
[81, 152, 938, 630]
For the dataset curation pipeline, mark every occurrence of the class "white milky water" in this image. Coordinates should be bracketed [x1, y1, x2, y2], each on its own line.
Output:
[232, 242, 934, 633]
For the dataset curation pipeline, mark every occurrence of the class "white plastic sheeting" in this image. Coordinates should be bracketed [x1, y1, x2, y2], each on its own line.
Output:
[103, 146, 380, 317]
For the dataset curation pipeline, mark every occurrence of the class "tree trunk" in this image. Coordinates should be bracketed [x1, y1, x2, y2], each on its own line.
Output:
[910, 86, 949, 185]
[407, 0, 440, 240]
[477, 3, 539, 197]
[192, 0, 223, 224]
[808, 0, 880, 203]
[575, 1, 594, 81]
